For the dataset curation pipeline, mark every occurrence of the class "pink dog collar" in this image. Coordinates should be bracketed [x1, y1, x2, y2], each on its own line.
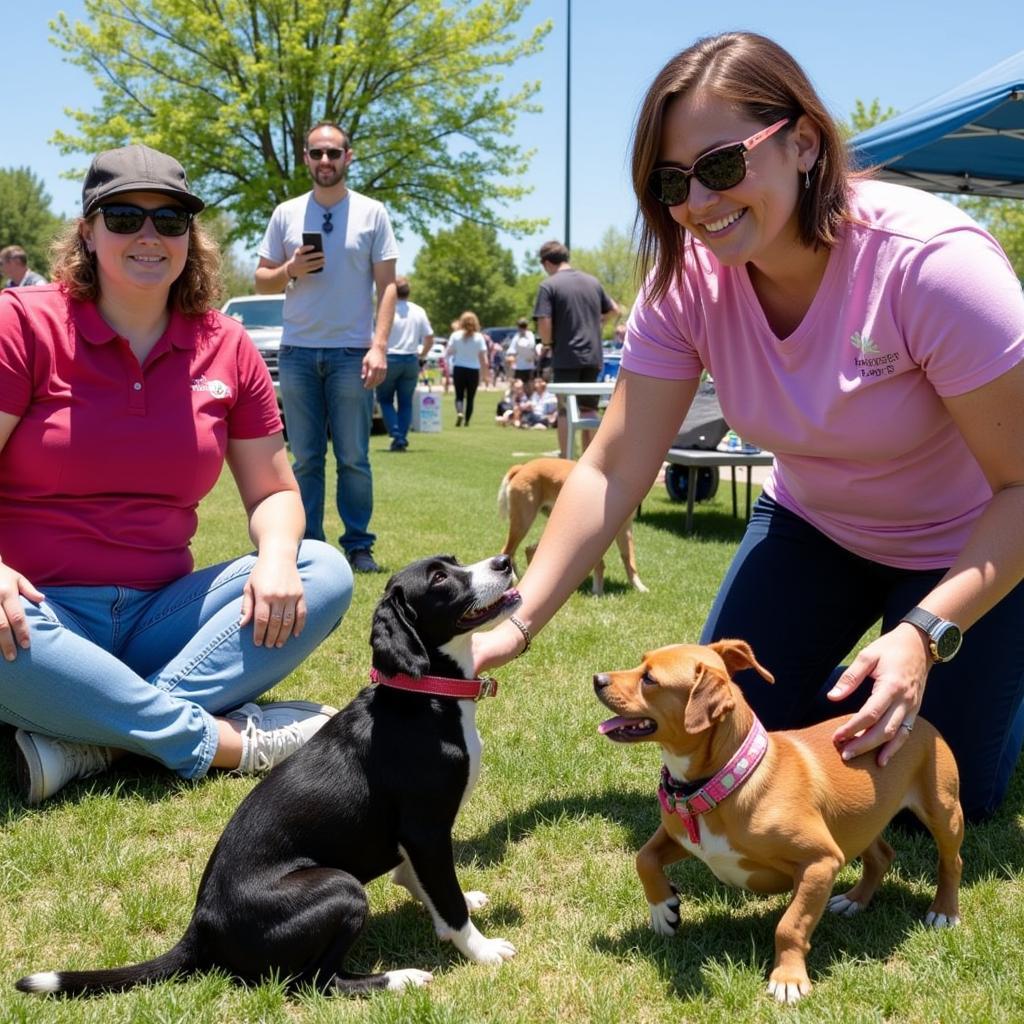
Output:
[658, 717, 768, 845]
[370, 667, 498, 701]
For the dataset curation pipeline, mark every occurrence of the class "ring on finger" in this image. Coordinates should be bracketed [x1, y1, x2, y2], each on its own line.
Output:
[900, 720, 915, 734]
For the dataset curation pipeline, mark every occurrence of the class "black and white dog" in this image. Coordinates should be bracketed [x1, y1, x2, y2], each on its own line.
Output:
[17, 554, 520, 997]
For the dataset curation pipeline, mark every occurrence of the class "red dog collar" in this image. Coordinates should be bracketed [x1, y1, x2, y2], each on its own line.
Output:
[658, 717, 768, 845]
[370, 667, 498, 701]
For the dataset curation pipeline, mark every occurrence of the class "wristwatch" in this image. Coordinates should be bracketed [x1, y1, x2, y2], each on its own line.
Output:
[899, 607, 962, 663]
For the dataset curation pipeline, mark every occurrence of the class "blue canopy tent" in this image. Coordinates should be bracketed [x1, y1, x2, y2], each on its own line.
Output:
[849, 49, 1024, 199]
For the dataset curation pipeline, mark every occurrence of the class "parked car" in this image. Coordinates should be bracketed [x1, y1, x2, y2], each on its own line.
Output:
[221, 294, 284, 400]
[221, 294, 385, 434]
[424, 341, 447, 369]
[483, 326, 518, 349]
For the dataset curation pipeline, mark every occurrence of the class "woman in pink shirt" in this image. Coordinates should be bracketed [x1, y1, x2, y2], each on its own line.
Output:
[475, 33, 1024, 822]
[0, 145, 352, 804]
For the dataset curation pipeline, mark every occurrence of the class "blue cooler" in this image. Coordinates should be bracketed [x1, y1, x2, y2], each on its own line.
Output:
[601, 353, 622, 381]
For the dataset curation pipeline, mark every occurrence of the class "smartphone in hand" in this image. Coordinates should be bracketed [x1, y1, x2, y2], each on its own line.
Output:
[301, 231, 324, 274]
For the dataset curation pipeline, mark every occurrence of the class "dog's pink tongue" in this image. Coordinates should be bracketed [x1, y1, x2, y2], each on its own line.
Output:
[598, 716, 631, 735]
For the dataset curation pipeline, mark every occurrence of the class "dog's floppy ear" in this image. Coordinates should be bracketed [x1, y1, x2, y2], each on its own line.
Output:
[370, 584, 431, 678]
[683, 665, 736, 733]
[709, 639, 775, 684]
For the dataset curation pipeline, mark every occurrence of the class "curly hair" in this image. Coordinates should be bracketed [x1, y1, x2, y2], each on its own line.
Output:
[49, 216, 223, 316]
[631, 32, 856, 303]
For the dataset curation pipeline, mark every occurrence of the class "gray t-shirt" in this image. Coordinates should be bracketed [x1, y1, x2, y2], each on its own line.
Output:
[258, 189, 399, 348]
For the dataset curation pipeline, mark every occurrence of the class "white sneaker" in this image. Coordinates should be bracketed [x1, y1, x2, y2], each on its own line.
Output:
[14, 730, 113, 806]
[227, 700, 338, 774]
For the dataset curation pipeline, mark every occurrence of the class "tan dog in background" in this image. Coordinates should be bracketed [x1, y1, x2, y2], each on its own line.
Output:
[498, 457, 647, 596]
[594, 639, 963, 1004]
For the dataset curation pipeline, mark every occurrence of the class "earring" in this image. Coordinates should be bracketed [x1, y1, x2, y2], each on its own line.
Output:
[804, 169, 811, 190]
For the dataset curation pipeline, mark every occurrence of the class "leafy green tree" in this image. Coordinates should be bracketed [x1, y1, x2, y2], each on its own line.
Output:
[202, 209, 258, 300]
[0, 168, 64, 275]
[51, 0, 550, 242]
[844, 98, 899, 138]
[956, 197, 1024, 279]
[411, 220, 519, 330]
[571, 226, 639, 320]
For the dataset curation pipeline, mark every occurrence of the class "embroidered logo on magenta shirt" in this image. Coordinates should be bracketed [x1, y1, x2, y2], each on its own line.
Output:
[191, 376, 233, 399]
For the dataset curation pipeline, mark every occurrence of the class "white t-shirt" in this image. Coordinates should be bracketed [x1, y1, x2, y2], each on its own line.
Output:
[507, 329, 538, 370]
[258, 189, 399, 348]
[445, 331, 487, 369]
[387, 299, 433, 356]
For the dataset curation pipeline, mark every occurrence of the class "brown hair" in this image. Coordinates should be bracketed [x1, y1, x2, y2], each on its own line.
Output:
[538, 240, 569, 265]
[49, 216, 222, 315]
[395, 276, 411, 299]
[458, 310, 480, 334]
[306, 122, 351, 150]
[631, 32, 854, 302]
[0, 245, 28, 265]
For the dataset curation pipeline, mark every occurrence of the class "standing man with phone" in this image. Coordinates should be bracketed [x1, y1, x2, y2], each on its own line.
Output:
[256, 122, 399, 574]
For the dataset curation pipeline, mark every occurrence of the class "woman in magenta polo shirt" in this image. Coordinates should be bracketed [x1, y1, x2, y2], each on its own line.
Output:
[474, 32, 1024, 824]
[0, 145, 353, 805]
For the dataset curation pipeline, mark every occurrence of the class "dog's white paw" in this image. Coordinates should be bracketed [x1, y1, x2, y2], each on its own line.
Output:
[924, 911, 960, 928]
[827, 893, 863, 917]
[384, 968, 433, 990]
[464, 890, 489, 912]
[648, 896, 680, 935]
[453, 921, 516, 964]
[465, 935, 517, 964]
[767, 977, 811, 1004]
[631, 578, 649, 593]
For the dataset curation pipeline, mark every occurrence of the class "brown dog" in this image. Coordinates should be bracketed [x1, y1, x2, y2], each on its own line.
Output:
[593, 639, 963, 1004]
[497, 457, 647, 596]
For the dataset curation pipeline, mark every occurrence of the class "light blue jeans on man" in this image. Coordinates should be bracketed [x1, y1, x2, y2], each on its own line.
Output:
[375, 353, 420, 449]
[279, 345, 375, 555]
[0, 541, 352, 780]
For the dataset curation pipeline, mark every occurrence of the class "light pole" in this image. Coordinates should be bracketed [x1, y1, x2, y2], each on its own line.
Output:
[564, 0, 571, 248]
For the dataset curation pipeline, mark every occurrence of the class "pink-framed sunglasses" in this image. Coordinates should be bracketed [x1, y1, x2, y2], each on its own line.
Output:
[647, 118, 790, 207]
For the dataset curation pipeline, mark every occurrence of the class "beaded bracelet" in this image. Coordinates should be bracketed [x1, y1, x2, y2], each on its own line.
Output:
[509, 615, 532, 656]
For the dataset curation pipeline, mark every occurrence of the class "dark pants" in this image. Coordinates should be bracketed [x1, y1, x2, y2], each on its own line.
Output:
[552, 365, 600, 413]
[701, 495, 1024, 821]
[452, 366, 480, 424]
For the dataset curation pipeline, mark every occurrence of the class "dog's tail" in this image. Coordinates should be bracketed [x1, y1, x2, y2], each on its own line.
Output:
[15, 935, 198, 996]
[497, 464, 524, 520]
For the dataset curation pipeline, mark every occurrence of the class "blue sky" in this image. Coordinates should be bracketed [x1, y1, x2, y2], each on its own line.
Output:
[3, 0, 1022, 271]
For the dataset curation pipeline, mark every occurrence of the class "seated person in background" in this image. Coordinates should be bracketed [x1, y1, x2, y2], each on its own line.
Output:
[519, 377, 559, 429]
[496, 378, 529, 426]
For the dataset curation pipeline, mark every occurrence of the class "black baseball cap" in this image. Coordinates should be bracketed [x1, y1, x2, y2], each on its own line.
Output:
[82, 144, 205, 217]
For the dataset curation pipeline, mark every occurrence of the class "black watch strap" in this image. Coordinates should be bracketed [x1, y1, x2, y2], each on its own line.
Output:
[899, 606, 962, 663]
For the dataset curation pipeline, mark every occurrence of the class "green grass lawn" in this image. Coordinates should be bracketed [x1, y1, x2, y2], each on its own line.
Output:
[2, 389, 1022, 1023]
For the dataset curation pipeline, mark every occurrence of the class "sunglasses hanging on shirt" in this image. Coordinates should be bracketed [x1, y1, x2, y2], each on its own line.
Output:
[322, 211, 333, 234]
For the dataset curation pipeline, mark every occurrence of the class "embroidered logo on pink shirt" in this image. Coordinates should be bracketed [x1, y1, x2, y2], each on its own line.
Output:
[191, 376, 232, 399]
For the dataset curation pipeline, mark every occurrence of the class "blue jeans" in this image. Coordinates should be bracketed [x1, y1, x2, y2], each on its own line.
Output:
[279, 345, 375, 554]
[0, 541, 352, 779]
[700, 495, 1024, 821]
[376, 353, 420, 447]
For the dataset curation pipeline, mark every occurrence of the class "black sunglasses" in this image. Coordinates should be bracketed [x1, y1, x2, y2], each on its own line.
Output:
[307, 147, 346, 161]
[647, 118, 790, 207]
[97, 204, 193, 237]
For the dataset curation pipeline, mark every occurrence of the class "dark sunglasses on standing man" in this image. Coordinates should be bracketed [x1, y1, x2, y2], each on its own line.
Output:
[646, 118, 790, 207]
[96, 203, 193, 237]
[307, 147, 346, 161]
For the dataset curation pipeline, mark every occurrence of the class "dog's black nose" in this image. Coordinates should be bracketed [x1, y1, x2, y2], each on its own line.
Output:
[593, 673, 610, 692]
[491, 554, 512, 573]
